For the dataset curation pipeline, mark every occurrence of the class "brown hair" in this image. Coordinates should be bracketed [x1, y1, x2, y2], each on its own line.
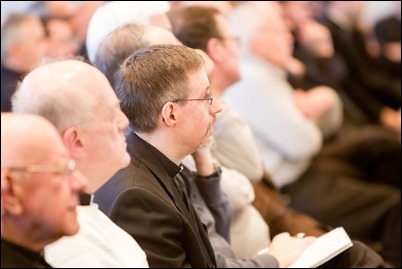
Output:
[168, 6, 222, 52]
[116, 44, 203, 132]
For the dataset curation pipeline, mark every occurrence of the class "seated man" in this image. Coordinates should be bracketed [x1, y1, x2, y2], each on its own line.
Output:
[12, 60, 149, 268]
[1, 113, 87, 268]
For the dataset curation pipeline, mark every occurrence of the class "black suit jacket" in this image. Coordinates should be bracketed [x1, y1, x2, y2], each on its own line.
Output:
[1, 65, 22, 112]
[94, 132, 216, 268]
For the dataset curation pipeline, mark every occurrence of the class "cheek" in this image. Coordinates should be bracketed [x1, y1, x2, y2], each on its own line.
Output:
[28, 184, 77, 233]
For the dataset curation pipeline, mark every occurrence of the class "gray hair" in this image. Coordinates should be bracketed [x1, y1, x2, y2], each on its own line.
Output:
[12, 59, 96, 132]
[227, 2, 269, 55]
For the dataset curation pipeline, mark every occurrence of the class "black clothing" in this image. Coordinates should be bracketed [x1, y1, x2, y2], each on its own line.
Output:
[1, 65, 23, 112]
[1, 238, 52, 268]
[95, 132, 217, 268]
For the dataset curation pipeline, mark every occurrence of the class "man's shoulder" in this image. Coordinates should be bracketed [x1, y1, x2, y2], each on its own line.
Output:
[94, 158, 170, 214]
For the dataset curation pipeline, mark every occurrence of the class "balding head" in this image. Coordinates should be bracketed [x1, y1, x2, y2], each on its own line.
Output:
[94, 24, 181, 87]
[12, 59, 130, 194]
[1, 113, 68, 168]
[12, 60, 113, 132]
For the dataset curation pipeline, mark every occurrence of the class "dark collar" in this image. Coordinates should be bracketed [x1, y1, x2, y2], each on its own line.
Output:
[126, 131, 182, 178]
[1, 238, 52, 268]
[79, 193, 92, 206]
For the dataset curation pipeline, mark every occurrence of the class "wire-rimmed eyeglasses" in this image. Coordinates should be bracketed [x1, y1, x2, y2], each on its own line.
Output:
[220, 36, 241, 48]
[173, 92, 214, 105]
[8, 159, 76, 176]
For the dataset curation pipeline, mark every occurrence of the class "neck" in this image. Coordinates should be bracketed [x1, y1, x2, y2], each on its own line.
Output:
[1, 219, 53, 253]
[209, 69, 234, 99]
[136, 131, 187, 165]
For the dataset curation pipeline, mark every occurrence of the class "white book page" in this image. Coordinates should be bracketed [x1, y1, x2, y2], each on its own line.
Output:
[287, 227, 353, 268]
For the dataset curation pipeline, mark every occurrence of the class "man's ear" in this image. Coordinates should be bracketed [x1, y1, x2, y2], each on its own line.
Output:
[2, 170, 23, 216]
[161, 101, 177, 127]
[206, 38, 224, 62]
[62, 127, 86, 159]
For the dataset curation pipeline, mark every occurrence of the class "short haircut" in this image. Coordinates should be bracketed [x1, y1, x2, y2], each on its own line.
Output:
[168, 6, 221, 52]
[116, 44, 203, 133]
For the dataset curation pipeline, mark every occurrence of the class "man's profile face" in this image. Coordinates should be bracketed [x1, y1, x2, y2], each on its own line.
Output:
[12, 146, 86, 241]
[175, 68, 222, 152]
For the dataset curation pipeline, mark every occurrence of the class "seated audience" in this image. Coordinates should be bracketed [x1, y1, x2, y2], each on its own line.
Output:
[94, 44, 316, 268]
[12, 60, 148, 267]
[94, 22, 326, 267]
[323, 1, 400, 132]
[225, 2, 401, 266]
[169, 5, 392, 268]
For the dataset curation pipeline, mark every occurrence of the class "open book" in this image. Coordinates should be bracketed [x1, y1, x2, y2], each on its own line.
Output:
[288, 227, 353, 268]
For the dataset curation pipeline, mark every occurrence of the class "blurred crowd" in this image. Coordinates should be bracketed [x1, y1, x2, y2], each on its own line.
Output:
[1, 1, 400, 268]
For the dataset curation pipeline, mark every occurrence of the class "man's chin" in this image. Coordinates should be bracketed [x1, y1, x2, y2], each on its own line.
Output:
[197, 135, 214, 150]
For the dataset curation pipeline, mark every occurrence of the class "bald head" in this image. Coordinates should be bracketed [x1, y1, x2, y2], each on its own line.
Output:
[2, 113, 57, 219]
[12, 60, 114, 131]
[13, 59, 130, 194]
[1, 113, 67, 168]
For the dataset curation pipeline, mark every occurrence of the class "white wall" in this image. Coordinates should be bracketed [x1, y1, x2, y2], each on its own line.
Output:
[363, 1, 400, 28]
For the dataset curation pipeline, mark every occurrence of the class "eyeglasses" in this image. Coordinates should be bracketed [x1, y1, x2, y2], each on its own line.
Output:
[220, 36, 241, 47]
[173, 92, 214, 105]
[8, 159, 77, 176]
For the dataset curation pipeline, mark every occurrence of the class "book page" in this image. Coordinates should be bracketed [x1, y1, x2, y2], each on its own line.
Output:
[288, 227, 353, 268]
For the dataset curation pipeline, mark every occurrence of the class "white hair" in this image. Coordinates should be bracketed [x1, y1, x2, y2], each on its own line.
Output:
[86, 1, 170, 63]
[227, 2, 271, 55]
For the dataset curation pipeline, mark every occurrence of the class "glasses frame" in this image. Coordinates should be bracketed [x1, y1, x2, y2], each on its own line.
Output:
[173, 93, 214, 105]
[8, 159, 76, 176]
[219, 36, 241, 47]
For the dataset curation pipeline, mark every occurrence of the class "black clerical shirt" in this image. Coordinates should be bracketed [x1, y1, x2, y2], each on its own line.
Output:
[1, 238, 53, 268]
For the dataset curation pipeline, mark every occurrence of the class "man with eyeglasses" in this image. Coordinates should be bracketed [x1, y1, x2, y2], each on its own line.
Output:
[12, 60, 149, 268]
[94, 44, 228, 268]
[1, 113, 87, 268]
[92, 23, 318, 268]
